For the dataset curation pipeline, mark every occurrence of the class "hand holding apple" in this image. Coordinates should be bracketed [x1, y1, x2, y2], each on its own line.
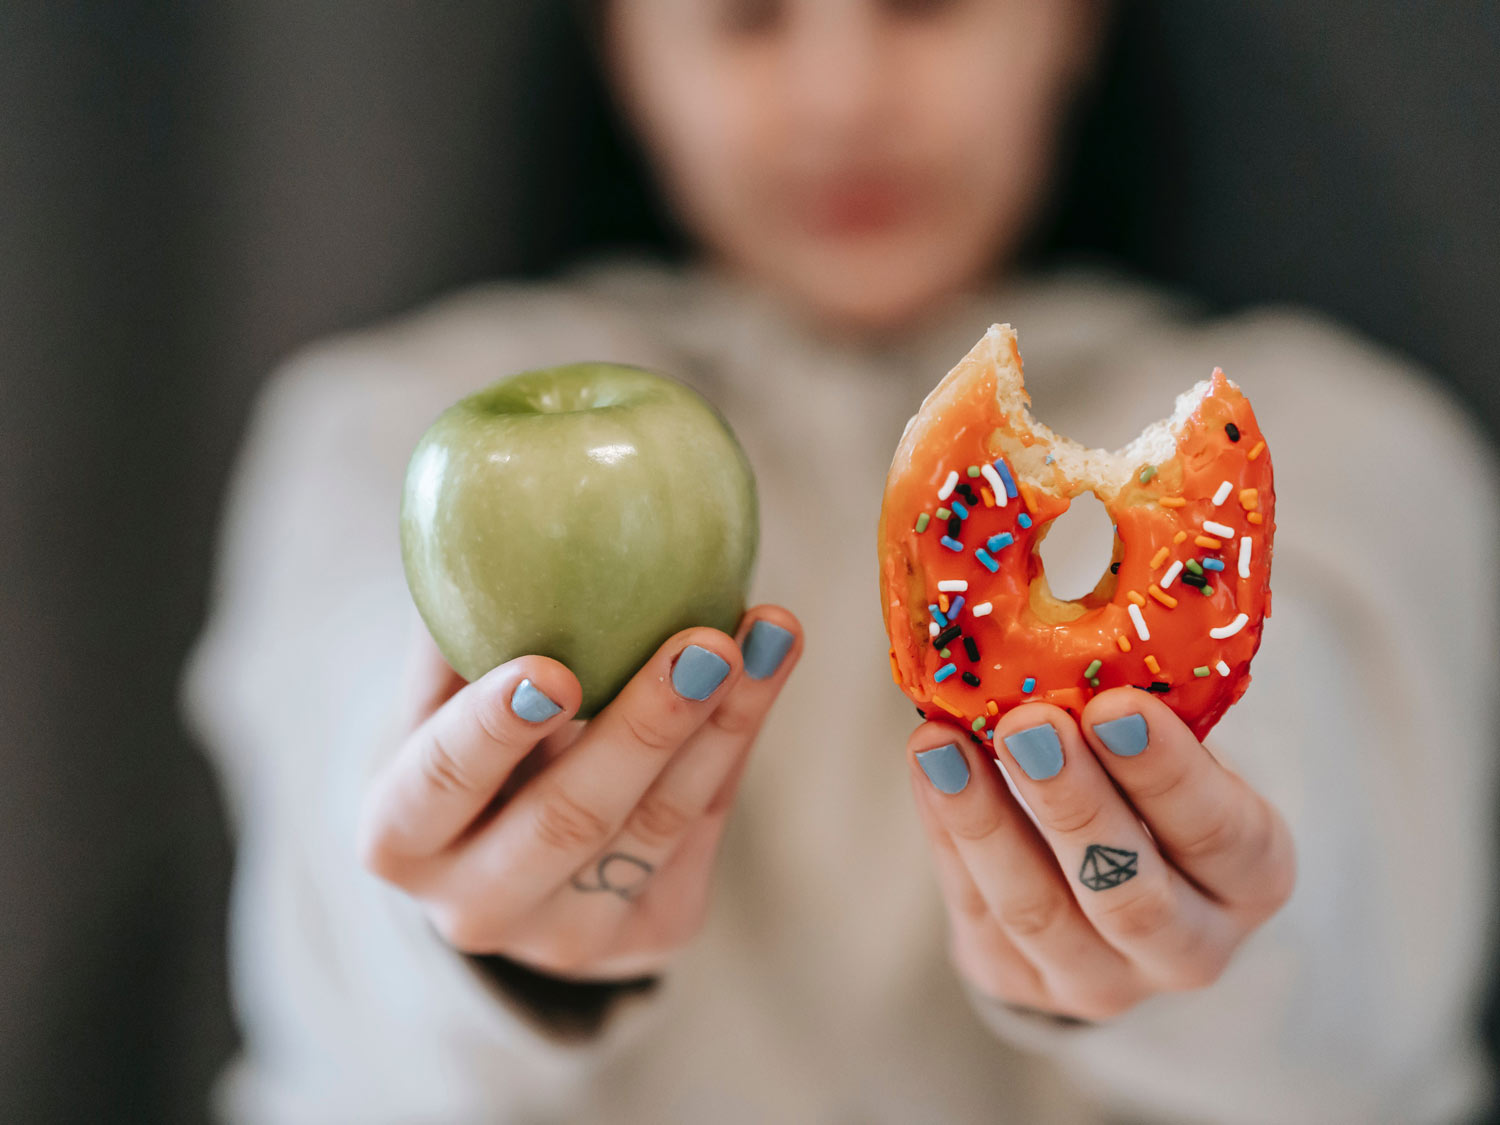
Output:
[400, 363, 759, 717]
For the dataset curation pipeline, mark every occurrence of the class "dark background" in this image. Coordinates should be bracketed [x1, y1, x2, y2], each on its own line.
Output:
[2, 3, 1496, 1121]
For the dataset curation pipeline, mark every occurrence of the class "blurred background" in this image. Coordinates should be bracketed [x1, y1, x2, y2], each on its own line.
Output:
[2, 2, 1497, 1121]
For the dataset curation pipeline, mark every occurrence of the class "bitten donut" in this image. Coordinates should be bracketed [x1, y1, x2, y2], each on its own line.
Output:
[878, 325, 1275, 745]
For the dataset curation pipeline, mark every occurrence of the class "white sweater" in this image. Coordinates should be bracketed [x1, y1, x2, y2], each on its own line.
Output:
[179, 260, 1500, 1124]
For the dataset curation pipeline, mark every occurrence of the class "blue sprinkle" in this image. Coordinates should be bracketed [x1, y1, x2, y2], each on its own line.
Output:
[951, 500, 969, 520]
[1044, 453, 1055, 465]
[935, 663, 958, 683]
[928, 604, 948, 627]
[984, 729, 994, 740]
[940, 536, 964, 552]
[1022, 676, 1036, 693]
[994, 459, 1019, 498]
[1202, 557, 1225, 571]
[986, 532, 1014, 553]
[975, 548, 999, 573]
[948, 596, 965, 618]
[1018, 513, 1033, 529]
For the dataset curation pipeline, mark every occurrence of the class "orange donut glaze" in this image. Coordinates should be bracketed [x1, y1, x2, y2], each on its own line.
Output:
[879, 328, 1275, 745]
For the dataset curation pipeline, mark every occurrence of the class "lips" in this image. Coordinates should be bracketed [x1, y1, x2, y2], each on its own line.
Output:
[794, 173, 927, 237]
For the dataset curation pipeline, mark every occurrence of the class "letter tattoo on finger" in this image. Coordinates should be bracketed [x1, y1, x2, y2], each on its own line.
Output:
[1078, 844, 1138, 891]
[571, 852, 654, 902]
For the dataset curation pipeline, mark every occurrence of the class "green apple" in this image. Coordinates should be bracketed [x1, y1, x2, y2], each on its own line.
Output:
[400, 362, 759, 717]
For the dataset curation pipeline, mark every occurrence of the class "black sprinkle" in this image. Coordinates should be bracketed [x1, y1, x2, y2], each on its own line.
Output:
[967, 730, 985, 746]
[934, 624, 962, 648]
[1130, 684, 1152, 693]
[1225, 422, 1241, 442]
[963, 636, 980, 662]
[915, 707, 928, 719]
[947, 516, 962, 538]
[956, 483, 979, 504]
[1110, 562, 1121, 574]
[961, 671, 982, 687]
[1180, 572, 1208, 588]
[1147, 681, 1171, 693]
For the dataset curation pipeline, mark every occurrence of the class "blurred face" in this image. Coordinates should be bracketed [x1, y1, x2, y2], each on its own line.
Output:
[604, 0, 1099, 333]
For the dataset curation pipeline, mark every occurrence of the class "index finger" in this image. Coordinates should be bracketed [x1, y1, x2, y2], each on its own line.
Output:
[358, 656, 582, 875]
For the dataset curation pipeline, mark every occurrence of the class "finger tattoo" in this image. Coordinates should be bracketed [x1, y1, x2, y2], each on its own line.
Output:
[1078, 844, 1138, 891]
[571, 852, 654, 902]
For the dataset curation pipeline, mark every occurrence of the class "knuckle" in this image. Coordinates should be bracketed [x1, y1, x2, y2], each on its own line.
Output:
[706, 698, 760, 739]
[531, 788, 613, 853]
[471, 692, 515, 746]
[1070, 985, 1142, 1023]
[619, 708, 680, 756]
[998, 891, 1068, 938]
[418, 731, 476, 796]
[626, 789, 697, 851]
[1132, 760, 1194, 803]
[1097, 882, 1178, 942]
[1173, 810, 1244, 864]
[431, 905, 495, 954]
[1045, 797, 1108, 838]
[354, 817, 401, 882]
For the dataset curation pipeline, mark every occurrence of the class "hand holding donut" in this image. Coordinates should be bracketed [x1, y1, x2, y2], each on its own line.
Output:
[908, 690, 1295, 1022]
[357, 607, 801, 980]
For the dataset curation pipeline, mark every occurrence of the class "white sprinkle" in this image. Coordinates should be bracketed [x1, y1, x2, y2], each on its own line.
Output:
[1161, 560, 1184, 589]
[1209, 613, 1249, 639]
[1203, 519, 1235, 537]
[937, 470, 959, 500]
[1215, 660, 1231, 677]
[1212, 480, 1234, 506]
[980, 463, 1008, 506]
[970, 601, 993, 617]
[937, 580, 968, 592]
[1238, 535, 1252, 578]
[1128, 602, 1151, 641]
[929, 621, 940, 637]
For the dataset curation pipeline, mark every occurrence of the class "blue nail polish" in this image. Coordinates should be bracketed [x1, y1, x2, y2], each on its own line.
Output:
[511, 678, 562, 723]
[672, 645, 731, 700]
[741, 620, 794, 680]
[1004, 723, 1063, 780]
[917, 742, 970, 794]
[1093, 713, 1149, 757]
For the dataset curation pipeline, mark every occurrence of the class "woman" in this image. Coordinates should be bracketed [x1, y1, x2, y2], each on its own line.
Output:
[180, 1, 1500, 1121]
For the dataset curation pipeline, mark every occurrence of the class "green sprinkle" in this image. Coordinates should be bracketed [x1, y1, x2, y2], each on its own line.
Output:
[1088, 677, 1101, 688]
[971, 716, 986, 731]
[1083, 659, 1102, 679]
[1185, 559, 1204, 575]
[1193, 665, 1211, 677]
[966, 465, 982, 478]
[936, 507, 952, 521]
[915, 512, 930, 533]
[1139, 465, 1158, 484]
[940, 648, 951, 659]
[1200, 584, 1213, 596]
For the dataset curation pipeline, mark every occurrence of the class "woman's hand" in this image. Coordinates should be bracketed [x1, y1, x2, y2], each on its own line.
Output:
[908, 689, 1296, 1022]
[358, 606, 801, 981]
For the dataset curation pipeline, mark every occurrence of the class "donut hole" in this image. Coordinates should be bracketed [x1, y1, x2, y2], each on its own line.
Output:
[1034, 490, 1119, 609]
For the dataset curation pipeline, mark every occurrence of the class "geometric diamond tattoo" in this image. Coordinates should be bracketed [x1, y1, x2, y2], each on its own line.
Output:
[1078, 844, 1139, 891]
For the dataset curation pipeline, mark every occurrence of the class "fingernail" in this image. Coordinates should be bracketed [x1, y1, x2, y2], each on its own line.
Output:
[741, 620, 794, 680]
[671, 644, 731, 700]
[1004, 723, 1063, 780]
[917, 742, 970, 794]
[511, 678, 562, 723]
[1093, 713, 1149, 757]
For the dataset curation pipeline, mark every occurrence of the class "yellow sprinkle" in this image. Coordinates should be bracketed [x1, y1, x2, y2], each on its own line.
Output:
[1145, 654, 1162, 675]
[1116, 634, 1132, 653]
[1248, 440, 1265, 461]
[986, 699, 999, 716]
[1149, 546, 1170, 569]
[933, 696, 964, 718]
[939, 594, 950, 613]
[1020, 433, 1035, 447]
[1159, 496, 1187, 508]
[1173, 530, 1188, 544]
[1247, 511, 1264, 525]
[1148, 585, 1179, 608]
[1195, 535, 1223, 549]
[1127, 590, 1146, 607]
[1018, 482, 1040, 512]
[981, 487, 995, 507]
[1239, 488, 1258, 509]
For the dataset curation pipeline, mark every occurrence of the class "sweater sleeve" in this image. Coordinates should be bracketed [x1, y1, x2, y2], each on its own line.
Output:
[965, 314, 1500, 1124]
[177, 290, 687, 1124]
